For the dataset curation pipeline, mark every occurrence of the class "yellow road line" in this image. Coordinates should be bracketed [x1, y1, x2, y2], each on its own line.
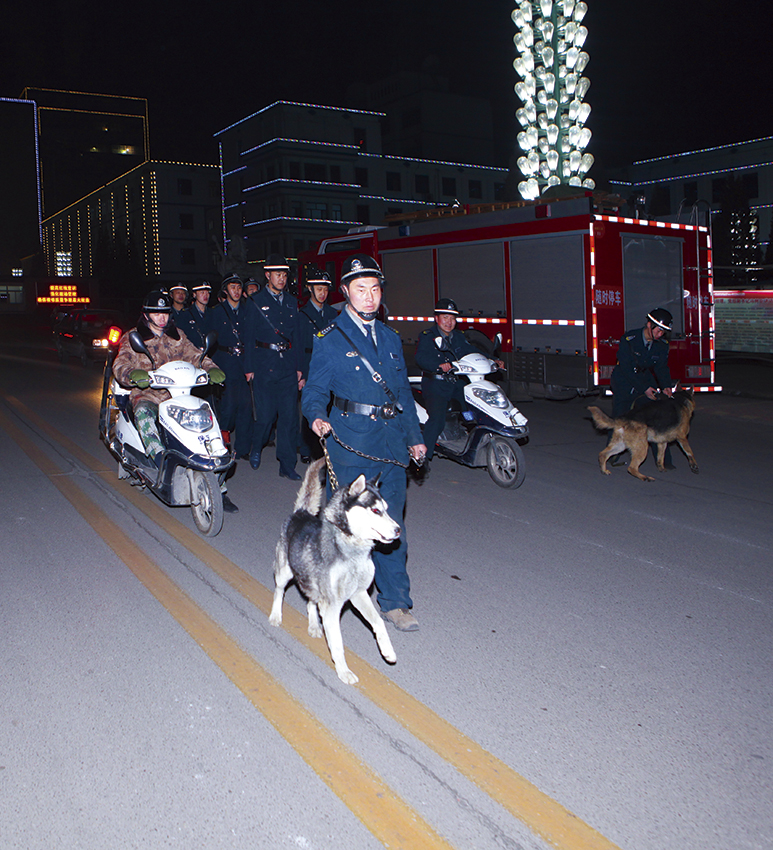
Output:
[0, 404, 455, 850]
[5, 395, 624, 850]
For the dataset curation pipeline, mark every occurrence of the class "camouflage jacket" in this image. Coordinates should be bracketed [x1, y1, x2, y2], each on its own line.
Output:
[113, 317, 216, 406]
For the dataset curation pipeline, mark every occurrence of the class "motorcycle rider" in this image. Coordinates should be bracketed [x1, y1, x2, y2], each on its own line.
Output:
[415, 298, 499, 461]
[112, 290, 225, 467]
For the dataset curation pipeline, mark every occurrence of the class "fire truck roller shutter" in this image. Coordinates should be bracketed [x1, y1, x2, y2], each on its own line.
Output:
[435, 242, 507, 319]
[621, 234, 684, 337]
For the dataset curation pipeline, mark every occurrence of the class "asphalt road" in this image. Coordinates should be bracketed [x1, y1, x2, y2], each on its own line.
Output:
[1, 320, 771, 850]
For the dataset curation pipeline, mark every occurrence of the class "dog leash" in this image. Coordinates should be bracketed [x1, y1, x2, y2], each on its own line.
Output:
[319, 429, 426, 492]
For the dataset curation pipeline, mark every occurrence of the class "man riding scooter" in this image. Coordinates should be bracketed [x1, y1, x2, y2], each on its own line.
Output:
[112, 290, 226, 468]
[415, 298, 503, 461]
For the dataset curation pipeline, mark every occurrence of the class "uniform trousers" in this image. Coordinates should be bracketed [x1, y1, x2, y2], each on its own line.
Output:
[420, 376, 466, 460]
[251, 373, 298, 469]
[215, 369, 253, 457]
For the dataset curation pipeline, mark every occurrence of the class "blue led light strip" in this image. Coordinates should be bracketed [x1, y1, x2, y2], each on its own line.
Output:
[358, 151, 508, 172]
[244, 216, 361, 228]
[215, 101, 387, 136]
[634, 135, 773, 165]
[610, 160, 772, 187]
[241, 138, 360, 156]
[242, 178, 361, 193]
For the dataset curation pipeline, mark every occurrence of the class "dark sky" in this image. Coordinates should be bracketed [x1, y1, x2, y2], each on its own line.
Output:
[3, 1, 769, 185]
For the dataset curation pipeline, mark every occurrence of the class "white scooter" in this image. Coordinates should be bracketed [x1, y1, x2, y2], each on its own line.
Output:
[99, 331, 234, 536]
[410, 340, 529, 488]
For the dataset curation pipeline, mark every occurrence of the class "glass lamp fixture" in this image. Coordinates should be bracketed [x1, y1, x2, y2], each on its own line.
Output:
[513, 1, 594, 198]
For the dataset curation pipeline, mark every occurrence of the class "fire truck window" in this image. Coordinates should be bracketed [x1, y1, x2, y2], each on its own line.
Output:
[621, 234, 684, 336]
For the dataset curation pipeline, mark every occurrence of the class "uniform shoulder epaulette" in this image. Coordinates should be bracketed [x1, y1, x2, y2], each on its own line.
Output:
[624, 333, 637, 342]
[383, 324, 400, 335]
[316, 324, 336, 338]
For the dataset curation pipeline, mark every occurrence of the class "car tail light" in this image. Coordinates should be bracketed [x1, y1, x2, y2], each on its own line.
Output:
[107, 326, 122, 346]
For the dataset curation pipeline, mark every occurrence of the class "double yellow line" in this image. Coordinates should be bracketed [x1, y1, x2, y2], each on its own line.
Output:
[1, 395, 622, 850]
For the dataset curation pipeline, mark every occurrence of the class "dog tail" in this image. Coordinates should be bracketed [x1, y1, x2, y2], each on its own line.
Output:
[587, 405, 615, 431]
[293, 458, 327, 515]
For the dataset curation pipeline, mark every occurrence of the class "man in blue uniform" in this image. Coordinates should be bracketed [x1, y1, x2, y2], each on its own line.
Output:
[611, 308, 673, 416]
[302, 254, 426, 632]
[610, 307, 674, 466]
[297, 267, 340, 462]
[208, 274, 254, 461]
[175, 280, 211, 349]
[414, 297, 481, 461]
[244, 254, 303, 479]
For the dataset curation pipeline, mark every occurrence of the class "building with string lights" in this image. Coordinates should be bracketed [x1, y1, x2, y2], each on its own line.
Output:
[40, 160, 222, 287]
[215, 100, 509, 265]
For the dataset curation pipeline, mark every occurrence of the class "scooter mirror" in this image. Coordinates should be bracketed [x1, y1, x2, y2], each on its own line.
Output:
[494, 333, 502, 346]
[128, 330, 156, 369]
[200, 331, 218, 365]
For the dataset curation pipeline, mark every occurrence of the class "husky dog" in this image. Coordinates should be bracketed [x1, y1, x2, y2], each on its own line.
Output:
[588, 389, 699, 482]
[269, 459, 401, 684]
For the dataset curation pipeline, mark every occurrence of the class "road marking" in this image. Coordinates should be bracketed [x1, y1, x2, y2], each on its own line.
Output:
[0, 404, 455, 850]
[5, 395, 624, 850]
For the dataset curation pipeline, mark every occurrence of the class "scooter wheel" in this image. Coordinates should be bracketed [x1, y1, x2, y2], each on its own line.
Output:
[486, 436, 525, 489]
[190, 470, 224, 536]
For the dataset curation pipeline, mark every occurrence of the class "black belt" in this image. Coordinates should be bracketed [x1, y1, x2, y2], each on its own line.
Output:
[333, 395, 402, 420]
[256, 340, 291, 351]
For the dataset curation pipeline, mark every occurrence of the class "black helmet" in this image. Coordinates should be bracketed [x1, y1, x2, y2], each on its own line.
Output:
[243, 276, 260, 290]
[434, 298, 459, 315]
[264, 253, 290, 272]
[647, 308, 673, 331]
[221, 273, 243, 288]
[192, 280, 211, 292]
[340, 254, 385, 287]
[306, 266, 333, 288]
[168, 282, 188, 294]
[142, 290, 172, 313]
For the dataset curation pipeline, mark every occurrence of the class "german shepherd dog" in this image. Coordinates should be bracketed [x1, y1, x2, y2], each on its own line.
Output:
[269, 459, 400, 684]
[587, 389, 699, 482]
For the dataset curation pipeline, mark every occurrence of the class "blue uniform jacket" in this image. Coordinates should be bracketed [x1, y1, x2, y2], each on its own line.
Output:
[175, 305, 210, 350]
[610, 327, 671, 403]
[208, 301, 249, 375]
[298, 300, 339, 379]
[244, 288, 300, 379]
[301, 308, 423, 468]
[415, 325, 478, 373]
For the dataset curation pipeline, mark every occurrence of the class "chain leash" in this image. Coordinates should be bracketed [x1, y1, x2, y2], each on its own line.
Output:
[320, 427, 419, 492]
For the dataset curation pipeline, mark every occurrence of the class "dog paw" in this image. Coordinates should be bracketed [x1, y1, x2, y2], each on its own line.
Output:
[690, 465, 699, 474]
[601, 469, 611, 476]
[268, 613, 282, 627]
[308, 625, 323, 639]
[382, 649, 397, 664]
[337, 668, 359, 685]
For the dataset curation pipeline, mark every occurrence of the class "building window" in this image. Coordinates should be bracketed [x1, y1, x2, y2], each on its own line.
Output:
[712, 177, 728, 202]
[330, 204, 343, 220]
[290, 199, 302, 217]
[415, 174, 430, 194]
[307, 202, 327, 220]
[177, 178, 192, 196]
[354, 127, 366, 148]
[0, 285, 23, 304]
[742, 172, 758, 200]
[305, 163, 326, 182]
[179, 213, 194, 230]
[330, 165, 341, 183]
[468, 179, 483, 199]
[209, 181, 220, 199]
[355, 167, 369, 188]
[442, 177, 456, 197]
[683, 181, 698, 206]
[357, 204, 370, 225]
[494, 182, 505, 200]
[289, 161, 301, 179]
[266, 164, 276, 181]
[55, 251, 72, 276]
[180, 248, 195, 265]
[386, 172, 402, 192]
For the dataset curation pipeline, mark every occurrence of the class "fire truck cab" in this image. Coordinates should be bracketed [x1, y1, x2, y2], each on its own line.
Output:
[298, 194, 718, 399]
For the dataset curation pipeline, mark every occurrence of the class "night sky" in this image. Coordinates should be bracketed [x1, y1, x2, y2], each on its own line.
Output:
[3, 1, 769, 184]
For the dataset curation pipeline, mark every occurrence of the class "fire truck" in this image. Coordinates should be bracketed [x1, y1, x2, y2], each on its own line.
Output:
[298, 194, 719, 399]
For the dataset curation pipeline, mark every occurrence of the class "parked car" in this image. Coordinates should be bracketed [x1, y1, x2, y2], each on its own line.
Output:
[54, 308, 123, 366]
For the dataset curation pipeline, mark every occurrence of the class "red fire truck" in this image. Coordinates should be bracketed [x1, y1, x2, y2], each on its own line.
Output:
[298, 195, 719, 399]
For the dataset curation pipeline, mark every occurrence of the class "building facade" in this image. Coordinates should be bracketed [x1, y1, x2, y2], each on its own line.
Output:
[215, 100, 508, 266]
[608, 136, 773, 284]
[41, 160, 222, 287]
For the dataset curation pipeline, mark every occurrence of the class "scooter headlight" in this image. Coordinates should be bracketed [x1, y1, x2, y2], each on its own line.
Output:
[472, 386, 509, 409]
[166, 403, 213, 432]
[153, 374, 174, 386]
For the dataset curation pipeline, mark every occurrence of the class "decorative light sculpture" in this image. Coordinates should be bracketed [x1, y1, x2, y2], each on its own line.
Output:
[512, 0, 595, 200]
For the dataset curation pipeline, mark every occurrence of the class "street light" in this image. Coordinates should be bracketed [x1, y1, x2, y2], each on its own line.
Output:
[512, 0, 595, 199]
